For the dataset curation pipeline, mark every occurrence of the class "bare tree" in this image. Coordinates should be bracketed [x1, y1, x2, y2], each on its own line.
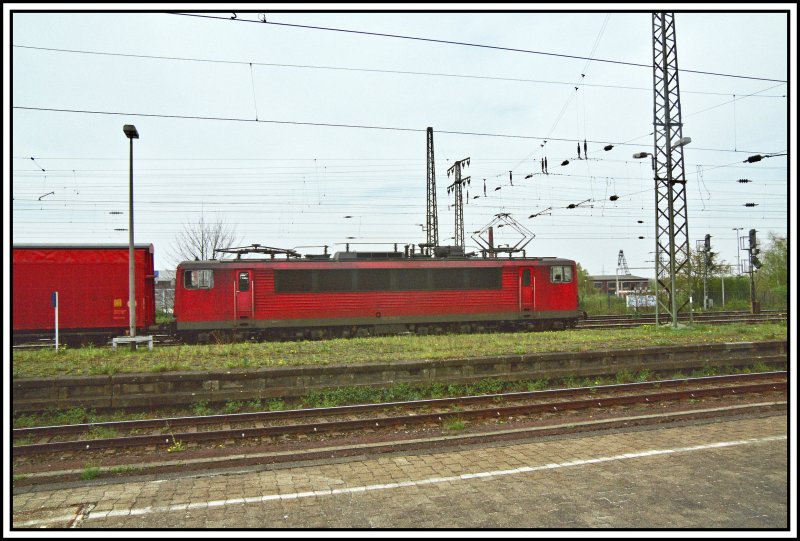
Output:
[171, 214, 240, 265]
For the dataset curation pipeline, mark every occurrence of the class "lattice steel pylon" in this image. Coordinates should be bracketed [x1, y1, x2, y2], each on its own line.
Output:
[425, 127, 439, 254]
[447, 157, 470, 251]
[652, 12, 692, 327]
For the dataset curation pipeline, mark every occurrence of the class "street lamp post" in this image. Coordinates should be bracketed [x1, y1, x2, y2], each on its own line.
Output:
[634, 150, 661, 324]
[123, 124, 139, 349]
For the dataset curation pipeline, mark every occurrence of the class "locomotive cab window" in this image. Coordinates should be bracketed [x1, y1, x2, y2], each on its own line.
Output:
[550, 266, 573, 284]
[522, 269, 531, 286]
[184, 269, 214, 289]
[238, 272, 250, 292]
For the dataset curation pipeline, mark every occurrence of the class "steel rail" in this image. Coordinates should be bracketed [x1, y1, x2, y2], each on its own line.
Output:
[13, 371, 786, 439]
[13, 375, 786, 456]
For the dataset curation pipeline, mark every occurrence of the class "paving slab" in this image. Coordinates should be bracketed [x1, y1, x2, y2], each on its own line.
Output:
[11, 414, 789, 531]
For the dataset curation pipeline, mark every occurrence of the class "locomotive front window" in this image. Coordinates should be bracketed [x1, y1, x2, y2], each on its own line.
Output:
[550, 266, 573, 284]
[184, 269, 214, 289]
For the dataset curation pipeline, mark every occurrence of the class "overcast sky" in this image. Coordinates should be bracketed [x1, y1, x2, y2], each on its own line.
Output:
[5, 5, 796, 277]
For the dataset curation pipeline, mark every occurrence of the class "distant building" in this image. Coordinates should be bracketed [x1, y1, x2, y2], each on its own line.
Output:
[589, 274, 650, 296]
[154, 270, 176, 313]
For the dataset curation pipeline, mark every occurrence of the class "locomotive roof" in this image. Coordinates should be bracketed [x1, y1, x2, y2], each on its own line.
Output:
[178, 255, 574, 268]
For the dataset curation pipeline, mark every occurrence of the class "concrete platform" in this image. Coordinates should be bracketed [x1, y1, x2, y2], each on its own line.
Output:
[11, 413, 790, 531]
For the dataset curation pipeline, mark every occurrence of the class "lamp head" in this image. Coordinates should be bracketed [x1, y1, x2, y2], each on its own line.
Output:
[123, 124, 139, 139]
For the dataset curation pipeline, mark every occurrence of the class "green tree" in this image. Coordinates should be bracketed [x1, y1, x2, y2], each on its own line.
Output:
[575, 262, 593, 300]
[687, 243, 727, 310]
[755, 233, 787, 308]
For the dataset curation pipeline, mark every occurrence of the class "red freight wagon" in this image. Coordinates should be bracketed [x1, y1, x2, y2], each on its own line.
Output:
[174, 252, 580, 342]
[12, 244, 156, 343]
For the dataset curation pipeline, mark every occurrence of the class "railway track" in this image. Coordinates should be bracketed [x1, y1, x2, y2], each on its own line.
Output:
[11, 310, 787, 349]
[13, 372, 786, 462]
[577, 310, 786, 329]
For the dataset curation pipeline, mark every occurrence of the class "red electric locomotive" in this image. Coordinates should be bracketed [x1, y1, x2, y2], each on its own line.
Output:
[12, 244, 156, 344]
[173, 247, 581, 342]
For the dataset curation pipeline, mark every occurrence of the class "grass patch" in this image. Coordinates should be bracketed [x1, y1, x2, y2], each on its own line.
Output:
[86, 426, 118, 440]
[13, 408, 153, 429]
[301, 377, 566, 409]
[527, 378, 550, 391]
[691, 364, 720, 378]
[223, 401, 244, 414]
[81, 466, 101, 481]
[167, 438, 185, 453]
[87, 362, 121, 376]
[14, 436, 33, 446]
[268, 399, 286, 411]
[151, 360, 191, 373]
[109, 465, 141, 475]
[44, 407, 97, 425]
[12, 322, 786, 379]
[444, 418, 467, 431]
[192, 401, 212, 416]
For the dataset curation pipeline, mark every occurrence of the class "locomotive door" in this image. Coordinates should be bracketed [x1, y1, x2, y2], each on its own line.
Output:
[519, 267, 535, 312]
[235, 270, 254, 319]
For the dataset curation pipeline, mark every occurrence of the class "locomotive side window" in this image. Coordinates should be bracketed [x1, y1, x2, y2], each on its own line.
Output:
[358, 269, 392, 291]
[318, 269, 355, 292]
[184, 269, 214, 289]
[522, 269, 531, 286]
[275, 267, 502, 293]
[550, 266, 573, 284]
[238, 272, 250, 292]
[396, 269, 430, 291]
[431, 269, 464, 289]
[466, 268, 502, 289]
[275, 270, 313, 293]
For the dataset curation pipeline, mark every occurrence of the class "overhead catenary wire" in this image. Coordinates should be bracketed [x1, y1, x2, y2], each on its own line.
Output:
[13, 45, 788, 99]
[494, 14, 609, 194]
[14, 106, 778, 157]
[168, 13, 788, 84]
